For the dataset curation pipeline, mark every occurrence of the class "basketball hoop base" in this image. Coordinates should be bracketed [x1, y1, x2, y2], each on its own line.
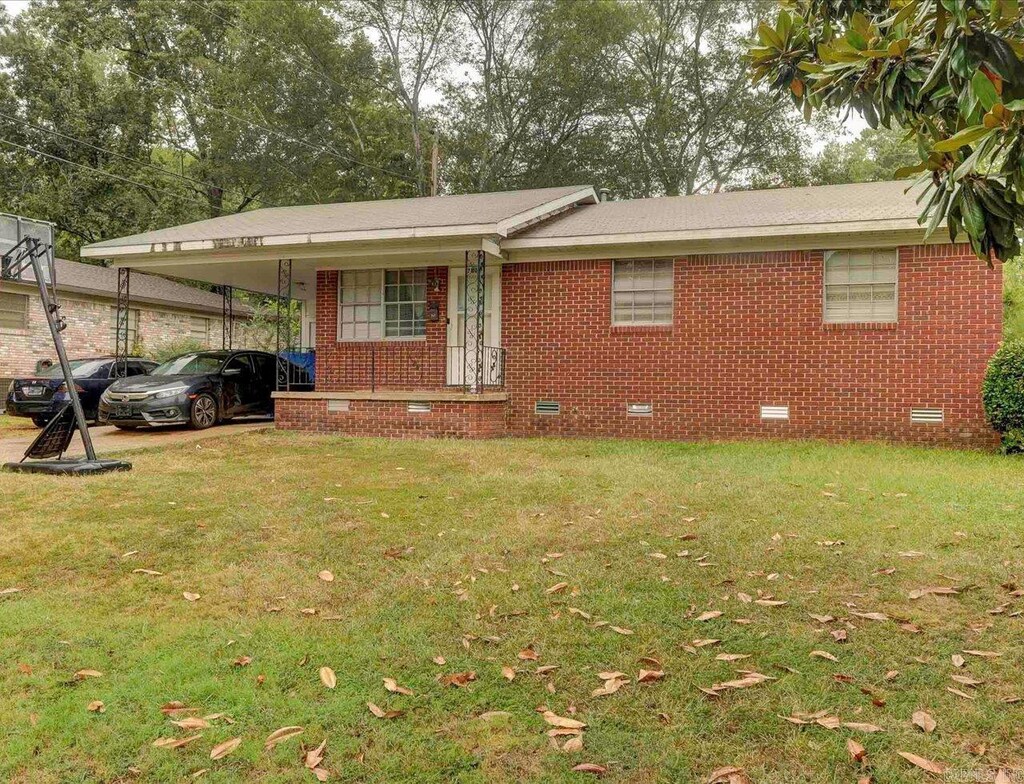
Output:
[2, 458, 132, 475]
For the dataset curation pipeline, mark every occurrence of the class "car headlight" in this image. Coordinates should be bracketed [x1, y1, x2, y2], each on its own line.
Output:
[150, 384, 188, 400]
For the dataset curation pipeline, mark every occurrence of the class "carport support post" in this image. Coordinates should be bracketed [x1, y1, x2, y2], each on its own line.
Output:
[462, 249, 485, 393]
[114, 267, 131, 378]
[221, 285, 233, 349]
[276, 259, 292, 392]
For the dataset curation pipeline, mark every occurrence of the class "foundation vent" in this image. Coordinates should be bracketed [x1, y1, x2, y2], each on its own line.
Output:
[760, 405, 790, 421]
[535, 400, 561, 416]
[911, 408, 943, 424]
[408, 402, 432, 414]
[627, 402, 653, 416]
[327, 399, 351, 413]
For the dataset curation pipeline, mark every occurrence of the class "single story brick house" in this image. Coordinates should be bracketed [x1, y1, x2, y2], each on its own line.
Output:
[0, 258, 244, 388]
[81, 181, 1003, 447]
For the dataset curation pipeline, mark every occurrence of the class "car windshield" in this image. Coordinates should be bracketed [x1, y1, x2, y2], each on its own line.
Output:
[151, 353, 225, 376]
[41, 359, 110, 379]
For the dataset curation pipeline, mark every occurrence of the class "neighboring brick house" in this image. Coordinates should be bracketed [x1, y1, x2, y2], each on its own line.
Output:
[81, 182, 1005, 448]
[0, 258, 243, 388]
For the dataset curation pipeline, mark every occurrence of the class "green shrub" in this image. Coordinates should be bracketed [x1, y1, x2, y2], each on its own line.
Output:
[149, 338, 207, 363]
[1004, 260, 1024, 342]
[982, 339, 1024, 453]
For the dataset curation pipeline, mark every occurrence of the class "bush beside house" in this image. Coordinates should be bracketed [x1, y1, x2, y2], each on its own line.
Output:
[983, 339, 1024, 454]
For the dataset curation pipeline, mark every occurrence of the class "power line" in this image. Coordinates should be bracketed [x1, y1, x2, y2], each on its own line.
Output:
[46, 30, 419, 185]
[0, 136, 231, 212]
[0, 110, 280, 209]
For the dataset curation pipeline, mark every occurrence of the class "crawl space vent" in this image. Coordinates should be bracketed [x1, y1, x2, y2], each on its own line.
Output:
[910, 408, 943, 424]
[760, 405, 790, 421]
[534, 400, 561, 416]
[407, 402, 432, 414]
[327, 399, 351, 413]
[627, 402, 653, 416]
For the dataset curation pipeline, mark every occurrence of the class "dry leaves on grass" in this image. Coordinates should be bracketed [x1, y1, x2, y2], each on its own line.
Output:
[172, 717, 210, 730]
[87, 700, 105, 713]
[382, 677, 413, 696]
[908, 586, 959, 599]
[572, 763, 607, 775]
[209, 737, 242, 760]
[912, 711, 936, 733]
[319, 667, 336, 689]
[897, 751, 945, 775]
[705, 766, 752, 783]
[542, 711, 587, 730]
[439, 671, 476, 688]
[846, 738, 867, 764]
[182, 592, 201, 602]
[303, 739, 329, 781]
[74, 669, 103, 680]
[367, 702, 404, 719]
[809, 650, 838, 662]
[264, 726, 303, 750]
[153, 735, 203, 750]
[697, 611, 723, 622]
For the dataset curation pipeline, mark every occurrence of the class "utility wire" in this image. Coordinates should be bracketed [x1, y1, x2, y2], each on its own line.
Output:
[47, 30, 419, 185]
[0, 136, 234, 212]
[0, 110, 280, 209]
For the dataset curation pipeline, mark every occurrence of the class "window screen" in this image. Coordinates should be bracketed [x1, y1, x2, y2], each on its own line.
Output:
[612, 259, 674, 325]
[0, 291, 28, 329]
[384, 269, 427, 338]
[190, 316, 211, 345]
[824, 250, 898, 323]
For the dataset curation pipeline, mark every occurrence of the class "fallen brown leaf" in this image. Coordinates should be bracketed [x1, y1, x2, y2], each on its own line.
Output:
[846, 738, 867, 763]
[319, 667, 336, 689]
[897, 751, 945, 775]
[572, 763, 607, 775]
[912, 711, 936, 733]
[367, 701, 403, 719]
[153, 735, 203, 749]
[264, 726, 303, 750]
[318, 570, 335, 582]
[182, 592, 201, 602]
[439, 671, 476, 687]
[542, 711, 587, 730]
[87, 700, 105, 713]
[209, 737, 242, 760]
[383, 677, 413, 696]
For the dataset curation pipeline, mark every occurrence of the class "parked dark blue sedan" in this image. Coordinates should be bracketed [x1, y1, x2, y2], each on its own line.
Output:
[4, 357, 157, 427]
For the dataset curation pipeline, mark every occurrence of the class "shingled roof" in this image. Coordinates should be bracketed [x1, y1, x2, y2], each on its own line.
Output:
[14, 258, 232, 315]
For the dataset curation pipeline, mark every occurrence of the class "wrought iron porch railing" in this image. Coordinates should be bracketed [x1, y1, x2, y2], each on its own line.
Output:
[329, 343, 505, 392]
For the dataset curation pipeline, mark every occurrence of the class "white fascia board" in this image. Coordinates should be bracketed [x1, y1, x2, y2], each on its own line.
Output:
[496, 187, 599, 236]
[505, 228, 951, 263]
[81, 223, 504, 259]
[502, 218, 933, 251]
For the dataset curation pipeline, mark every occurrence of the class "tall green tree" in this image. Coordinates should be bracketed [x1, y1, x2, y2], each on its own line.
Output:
[749, 0, 1024, 261]
[0, 0, 413, 257]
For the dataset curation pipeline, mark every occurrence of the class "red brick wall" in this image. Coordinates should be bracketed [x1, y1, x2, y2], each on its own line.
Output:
[501, 245, 1002, 447]
[315, 267, 450, 390]
[275, 397, 506, 439]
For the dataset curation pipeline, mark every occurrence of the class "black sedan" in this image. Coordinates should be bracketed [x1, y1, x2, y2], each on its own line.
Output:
[5, 356, 157, 427]
[98, 349, 310, 430]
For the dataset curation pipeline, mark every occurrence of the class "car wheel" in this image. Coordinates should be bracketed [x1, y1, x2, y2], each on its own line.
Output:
[189, 393, 218, 430]
[31, 416, 50, 428]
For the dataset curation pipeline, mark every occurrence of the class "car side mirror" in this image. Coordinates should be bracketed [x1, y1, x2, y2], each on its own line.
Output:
[223, 367, 243, 377]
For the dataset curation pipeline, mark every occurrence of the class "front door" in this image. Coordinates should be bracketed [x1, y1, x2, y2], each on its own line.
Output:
[447, 266, 501, 386]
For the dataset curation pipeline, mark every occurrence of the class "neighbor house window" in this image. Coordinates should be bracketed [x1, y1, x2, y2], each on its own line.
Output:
[0, 291, 29, 329]
[110, 306, 140, 348]
[338, 268, 427, 340]
[612, 259, 674, 325]
[190, 316, 211, 346]
[824, 249, 898, 323]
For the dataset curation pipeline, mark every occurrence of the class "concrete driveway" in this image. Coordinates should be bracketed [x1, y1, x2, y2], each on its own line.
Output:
[0, 419, 270, 463]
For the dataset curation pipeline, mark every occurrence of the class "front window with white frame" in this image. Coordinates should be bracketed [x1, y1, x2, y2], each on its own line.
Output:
[611, 258, 674, 325]
[823, 249, 898, 324]
[338, 268, 427, 340]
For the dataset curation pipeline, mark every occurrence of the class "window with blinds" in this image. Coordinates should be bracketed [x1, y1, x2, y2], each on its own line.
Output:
[823, 249, 898, 324]
[0, 291, 28, 329]
[190, 316, 211, 345]
[338, 268, 427, 340]
[612, 259, 674, 325]
[110, 306, 141, 347]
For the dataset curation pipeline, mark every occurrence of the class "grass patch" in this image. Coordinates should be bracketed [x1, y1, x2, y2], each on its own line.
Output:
[1, 433, 1022, 783]
[0, 413, 36, 435]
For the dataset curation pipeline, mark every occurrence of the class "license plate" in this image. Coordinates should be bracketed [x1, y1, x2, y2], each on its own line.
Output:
[115, 405, 133, 418]
[23, 386, 44, 397]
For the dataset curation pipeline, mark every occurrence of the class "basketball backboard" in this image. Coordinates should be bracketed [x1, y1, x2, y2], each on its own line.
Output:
[0, 212, 54, 281]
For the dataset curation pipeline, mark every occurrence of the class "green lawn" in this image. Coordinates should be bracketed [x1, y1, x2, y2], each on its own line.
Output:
[0, 413, 36, 434]
[1, 432, 1022, 783]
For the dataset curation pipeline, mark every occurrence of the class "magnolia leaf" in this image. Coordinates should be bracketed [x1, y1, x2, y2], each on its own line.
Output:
[912, 711, 936, 733]
[933, 125, 992, 152]
[264, 726, 304, 750]
[897, 751, 945, 774]
[383, 677, 413, 696]
[542, 711, 587, 730]
[209, 737, 242, 760]
[318, 570, 335, 582]
[319, 667, 337, 689]
[572, 762, 607, 775]
[562, 735, 584, 753]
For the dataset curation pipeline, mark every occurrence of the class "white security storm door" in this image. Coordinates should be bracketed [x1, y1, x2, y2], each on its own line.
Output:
[447, 266, 501, 386]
